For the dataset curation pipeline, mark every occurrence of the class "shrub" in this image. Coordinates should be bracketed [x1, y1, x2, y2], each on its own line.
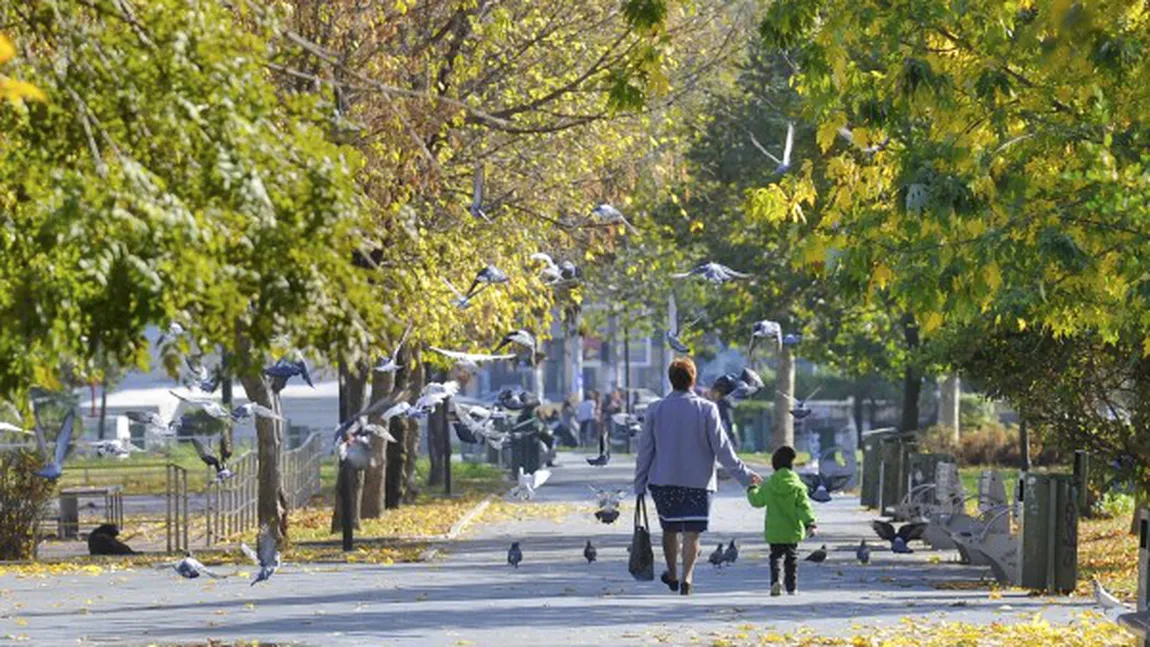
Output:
[959, 393, 997, 430]
[919, 423, 1061, 467]
[0, 449, 56, 560]
[1093, 491, 1135, 520]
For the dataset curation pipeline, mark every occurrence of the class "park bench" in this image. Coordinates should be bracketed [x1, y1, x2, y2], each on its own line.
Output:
[948, 504, 1021, 583]
[58, 485, 124, 539]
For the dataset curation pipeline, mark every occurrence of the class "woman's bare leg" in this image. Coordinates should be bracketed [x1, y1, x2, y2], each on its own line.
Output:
[681, 532, 701, 585]
[662, 530, 679, 580]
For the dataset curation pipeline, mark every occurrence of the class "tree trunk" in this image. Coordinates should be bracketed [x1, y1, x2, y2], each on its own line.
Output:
[331, 363, 368, 533]
[220, 352, 234, 458]
[899, 315, 921, 433]
[852, 379, 865, 445]
[939, 374, 960, 443]
[97, 376, 108, 440]
[772, 347, 795, 451]
[402, 354, 423, 505]
[360, 368, 397, 519]
[239, 373, 288, 546]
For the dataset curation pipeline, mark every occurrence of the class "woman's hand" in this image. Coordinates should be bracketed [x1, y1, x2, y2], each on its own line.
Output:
[749, 473, 763, 486]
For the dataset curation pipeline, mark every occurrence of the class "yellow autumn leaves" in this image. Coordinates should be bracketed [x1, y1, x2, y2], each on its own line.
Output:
[0, 34, 44, 105]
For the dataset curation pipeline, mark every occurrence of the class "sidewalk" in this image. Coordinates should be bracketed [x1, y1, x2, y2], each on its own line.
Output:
[0, 452, 1100, 646]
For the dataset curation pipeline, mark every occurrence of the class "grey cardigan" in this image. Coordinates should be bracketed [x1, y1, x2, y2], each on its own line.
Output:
[633, 390, 756, 494]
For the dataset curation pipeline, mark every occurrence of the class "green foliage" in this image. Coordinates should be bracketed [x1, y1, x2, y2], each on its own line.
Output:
[0, 449, 56, 560]
[959, 393, 997, 430]
[1093, 491, 1135, 520]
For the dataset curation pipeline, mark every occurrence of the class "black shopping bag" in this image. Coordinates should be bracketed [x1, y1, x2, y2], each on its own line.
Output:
[628, 494, 655, 581]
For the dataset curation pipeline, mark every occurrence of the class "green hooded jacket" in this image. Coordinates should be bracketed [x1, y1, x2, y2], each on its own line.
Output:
[746, 468, 816, 544]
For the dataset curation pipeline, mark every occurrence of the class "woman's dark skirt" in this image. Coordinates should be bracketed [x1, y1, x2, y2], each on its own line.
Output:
[648, 484, 712, 532]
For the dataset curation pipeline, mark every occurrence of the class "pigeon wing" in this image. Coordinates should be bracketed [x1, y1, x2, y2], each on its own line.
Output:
[871, 520, 897, 542]
[53, 411, 76, 466]
[240, 542, 260, 566]
[899, 522, 928, 542]
[248, 404, 283, 421]
[257, 526, 278, 568]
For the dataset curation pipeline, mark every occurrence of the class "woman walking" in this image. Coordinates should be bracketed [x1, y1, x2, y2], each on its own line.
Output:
[634, 357, 761, 595]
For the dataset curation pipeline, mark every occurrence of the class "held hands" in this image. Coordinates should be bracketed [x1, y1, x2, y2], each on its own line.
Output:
[807, 524, 818, 538]
[749, 473, 763, 487]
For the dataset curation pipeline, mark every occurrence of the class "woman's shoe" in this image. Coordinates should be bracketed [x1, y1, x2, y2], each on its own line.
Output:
[660, 571, 679, 592]
[680, 582, 692, 596]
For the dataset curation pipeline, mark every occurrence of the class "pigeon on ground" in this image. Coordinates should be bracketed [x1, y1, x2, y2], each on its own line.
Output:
[723, 540, 739, 565]
[231, 402, 284, 423]
[805, 545, 828, 563]
[262, 357, 314, 392]
[443, 277, 475, 309]
[1093, 578, 1133, 621]
[507, 542, 523, 568]
[871, 520, 927, 550]
[429, 346, 516, 372]
[586, 451, 610, 467]
[856, 540, 870, 565]
[493, 329, 536, 356]
[584, 540, 597, 564]
[33, 410, 76, 480]
[241, 526, 281, 586]
[173, 552, 225, 579]
[190, 436, 234, 481]
[466, 264, 509, 298]
[374, 325, 411, 374]
[671, 262, 751, 284]
[709, 543, 726, 568]
[749, 320, 783, 355]
[590, 203, 637, 232]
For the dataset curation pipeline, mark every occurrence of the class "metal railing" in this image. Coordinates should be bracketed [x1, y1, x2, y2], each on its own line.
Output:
[205, 431, 322, 545]
[165, 464, 189, 552]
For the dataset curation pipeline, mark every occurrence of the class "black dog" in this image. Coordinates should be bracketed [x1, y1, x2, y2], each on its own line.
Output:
[87, 524, 136, 556]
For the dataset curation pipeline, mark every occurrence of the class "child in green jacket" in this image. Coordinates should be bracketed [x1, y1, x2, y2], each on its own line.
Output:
[746, 446, 817, 596]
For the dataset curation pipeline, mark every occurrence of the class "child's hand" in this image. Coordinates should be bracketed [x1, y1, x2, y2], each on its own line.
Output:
[749, 473, 763, 486]
[807, 524, 818, 537]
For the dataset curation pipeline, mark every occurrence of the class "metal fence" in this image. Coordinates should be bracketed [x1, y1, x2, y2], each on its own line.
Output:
[205, 431, 322, 545]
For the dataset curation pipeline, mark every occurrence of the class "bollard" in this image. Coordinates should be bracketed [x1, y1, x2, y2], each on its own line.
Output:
[1020, 473, 1078, 593]
[1139, 508, 1149, 612]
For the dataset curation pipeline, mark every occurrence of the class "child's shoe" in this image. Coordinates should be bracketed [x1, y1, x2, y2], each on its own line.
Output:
[770, 582, 782, 597]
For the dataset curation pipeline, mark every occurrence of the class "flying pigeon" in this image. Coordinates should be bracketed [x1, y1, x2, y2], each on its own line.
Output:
[558, 260, 580, 281]
[374, 325, 411, 374]
[409, 381, 459, 418]
[262, 357, 314, 392]
[190, 436, 234, 481]
[584, 540, 597, 564]
[671, 262, 751, 284]
[722, 540, 739, 565]
[749, 320, 783, 355]
[241, 525, 281, 585]
[443, 277, 475, 309]
[184, 357, 221, 394]
[590, 203, 637, 232]
[33, 410, 76, 480]
[666, 314, 703, 355]
[173, 552, 225, 579]
[782, 333, 803, 347]
[891, 537, 914, 554]
[338, 436, 375, 470]
[531, 253, 563, 284]
[856, 540, 870, 565]
[797, 471, 851, 501]
[497, 387, 540, 411]
[594, 508, 620, 524]
[507, 542, 523, 568]
[0, 421, 32, 435]
[92, 439, 143, 460]
[508, 466, 551, 501]
[709, 543, 726, 568]
[731, 367, 764, 400]
[780, 385, 821, 420]
[231, 402, 284, 423]
[805, 545, 828, 563]
[469, 165, 490, 222]
[169, 391, 231, 420]
[125, 410, 173, 432]
[493, 329, 536, 356]
[871, 520, 927, 550]
[466, 264, 509, 298]
[429, 346, 516, 372]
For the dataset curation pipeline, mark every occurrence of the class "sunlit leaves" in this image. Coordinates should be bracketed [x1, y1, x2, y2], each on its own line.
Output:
[0, 34, 44, 105]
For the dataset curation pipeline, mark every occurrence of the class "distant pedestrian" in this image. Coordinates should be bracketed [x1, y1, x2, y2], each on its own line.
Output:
[576, 392, 597, 447]
[746, 446, 817, 597]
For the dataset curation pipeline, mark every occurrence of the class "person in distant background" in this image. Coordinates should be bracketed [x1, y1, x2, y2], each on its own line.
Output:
[576, 391, 597, 447]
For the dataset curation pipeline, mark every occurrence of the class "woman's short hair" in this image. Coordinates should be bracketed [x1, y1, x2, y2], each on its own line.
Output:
[772, 446, 797, 471]
[668, 357, 697, 391]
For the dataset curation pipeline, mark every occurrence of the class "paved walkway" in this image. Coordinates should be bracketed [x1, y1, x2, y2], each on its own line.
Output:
[0, 453, 1095, 646]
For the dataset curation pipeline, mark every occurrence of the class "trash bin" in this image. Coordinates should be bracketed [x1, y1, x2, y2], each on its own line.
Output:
[860, 428, 896, 508]
[510, 430, 541, 476]
[879, 433, 917, 516]
[1021, 472, 1078, 593]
